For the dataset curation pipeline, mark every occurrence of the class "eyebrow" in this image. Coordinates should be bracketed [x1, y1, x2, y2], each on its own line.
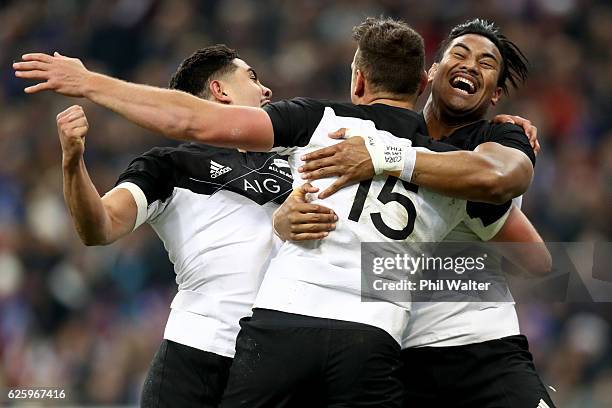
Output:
[452, 43, 499, 64]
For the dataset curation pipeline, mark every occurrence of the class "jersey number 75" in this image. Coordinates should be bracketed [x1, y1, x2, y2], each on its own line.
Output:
[348, 176, 419, 240]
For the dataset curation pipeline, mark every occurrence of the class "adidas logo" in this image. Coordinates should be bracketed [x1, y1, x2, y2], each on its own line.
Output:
[210, 160, 232, 178]
[536, 399, 550, 408]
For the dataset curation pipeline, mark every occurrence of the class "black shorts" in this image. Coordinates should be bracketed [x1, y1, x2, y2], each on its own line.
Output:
[220, 309, 404, 408]
[401, 335, 556, 408]
[141, 339, 233, 408]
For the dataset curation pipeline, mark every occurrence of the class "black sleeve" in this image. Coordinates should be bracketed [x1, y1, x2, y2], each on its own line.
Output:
[488, 123, 536, 166]
[263, 97, 327, 148]
[462, 122, 531, 226]
[466, 200, 512, 227]
[411, 133, 459, 152]
[115, 147, 175, 205]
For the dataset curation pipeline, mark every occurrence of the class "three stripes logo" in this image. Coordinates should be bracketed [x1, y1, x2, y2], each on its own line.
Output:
[210, 160, 232, 179]
[537, 399, 550, 408]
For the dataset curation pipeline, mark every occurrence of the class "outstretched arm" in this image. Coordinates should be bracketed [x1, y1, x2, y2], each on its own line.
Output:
[408, 141, 533, 204]
[15, 53, 274, 151]
[299, 119, 535, 204]
[299, 134, 532, 204]
[59, 105, 137, 245]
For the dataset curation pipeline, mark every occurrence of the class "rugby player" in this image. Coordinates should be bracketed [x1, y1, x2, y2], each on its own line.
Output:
[16, 17, 531, 407]
[285, 19, 556, 408]
[54, 45, 301, 407]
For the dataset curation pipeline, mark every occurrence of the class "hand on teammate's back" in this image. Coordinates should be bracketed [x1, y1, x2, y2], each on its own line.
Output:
[492, 114, 540, 155]
[273, 183, 337, 241]
[14, 52, 90, 96]
[299, 129, 375, 199]
[56, 105, 89, 168]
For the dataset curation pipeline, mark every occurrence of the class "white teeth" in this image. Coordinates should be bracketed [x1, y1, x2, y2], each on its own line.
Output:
[453, 77, 475, 93]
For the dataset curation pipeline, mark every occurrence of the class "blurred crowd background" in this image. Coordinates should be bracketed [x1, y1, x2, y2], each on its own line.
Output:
[0, 0, 611, 406]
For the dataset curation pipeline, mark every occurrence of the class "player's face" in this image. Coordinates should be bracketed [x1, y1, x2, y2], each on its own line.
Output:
[223, 59, 272, 108]
[431, 34, 503, 120]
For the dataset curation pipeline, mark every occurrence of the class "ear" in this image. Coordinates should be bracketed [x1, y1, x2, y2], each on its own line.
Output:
[209, 80, 232, 104]
[490, 87, 503, 106]
[417, 70, 428, 96]
[427, 63, 438, 83]
[353, 69, 366, 98]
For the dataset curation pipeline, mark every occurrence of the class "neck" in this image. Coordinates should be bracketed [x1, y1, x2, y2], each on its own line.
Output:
[362, 93, 416, 110]
[423, 95, 480, 140]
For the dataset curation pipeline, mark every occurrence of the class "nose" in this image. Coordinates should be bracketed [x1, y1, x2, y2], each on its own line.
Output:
[460, 57, 479, 75]
[261, 84, 272, 99]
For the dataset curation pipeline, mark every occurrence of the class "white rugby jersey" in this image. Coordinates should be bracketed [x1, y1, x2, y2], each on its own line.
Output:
[401, 227, 517, 348]
[402, 197, 523, 348]
[401, 115, 537, 348]
[113, 144, 293, 357]
[254, 98, 511, 344]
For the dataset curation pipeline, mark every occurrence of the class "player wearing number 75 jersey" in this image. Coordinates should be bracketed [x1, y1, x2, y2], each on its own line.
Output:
[15, 17, 531, 408]
[220, 20, 516, 406]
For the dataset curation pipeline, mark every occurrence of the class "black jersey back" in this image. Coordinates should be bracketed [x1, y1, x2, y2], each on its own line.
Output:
[266, 97, 456, 153]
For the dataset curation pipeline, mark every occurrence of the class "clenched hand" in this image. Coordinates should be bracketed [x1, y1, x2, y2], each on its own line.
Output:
[57, 105, 89, 168]
[273, 183, 337, 241]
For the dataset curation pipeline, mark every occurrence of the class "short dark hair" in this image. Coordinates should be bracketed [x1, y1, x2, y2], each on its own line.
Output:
[169, 44, 239, 98]
[437, 19, 529, 95]
[352, 17, 425, 96]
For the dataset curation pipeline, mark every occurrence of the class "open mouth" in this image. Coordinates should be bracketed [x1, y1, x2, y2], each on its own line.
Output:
[450, 75, 477, 95]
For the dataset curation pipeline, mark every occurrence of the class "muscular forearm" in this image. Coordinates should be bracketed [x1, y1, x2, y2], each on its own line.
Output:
[63, 159, 115, 245]
[82, 73, 215, 143]
[14, 53, 275, 150]
[493, 206, 552, 276]
[81, 73, 273, 151]
[408, 150, 510, 204]
[390, 144, 532, 204]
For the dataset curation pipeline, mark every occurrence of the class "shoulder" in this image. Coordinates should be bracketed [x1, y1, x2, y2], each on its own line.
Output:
[462, 121, 529, 146]
[264, 97, 326, 113]
[486, 122, 527, 138]
[142, 143, 233, 161]
[483, 122, 535, 165]
[264, 97, 369, 116]
[122, 143, 233, 178]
